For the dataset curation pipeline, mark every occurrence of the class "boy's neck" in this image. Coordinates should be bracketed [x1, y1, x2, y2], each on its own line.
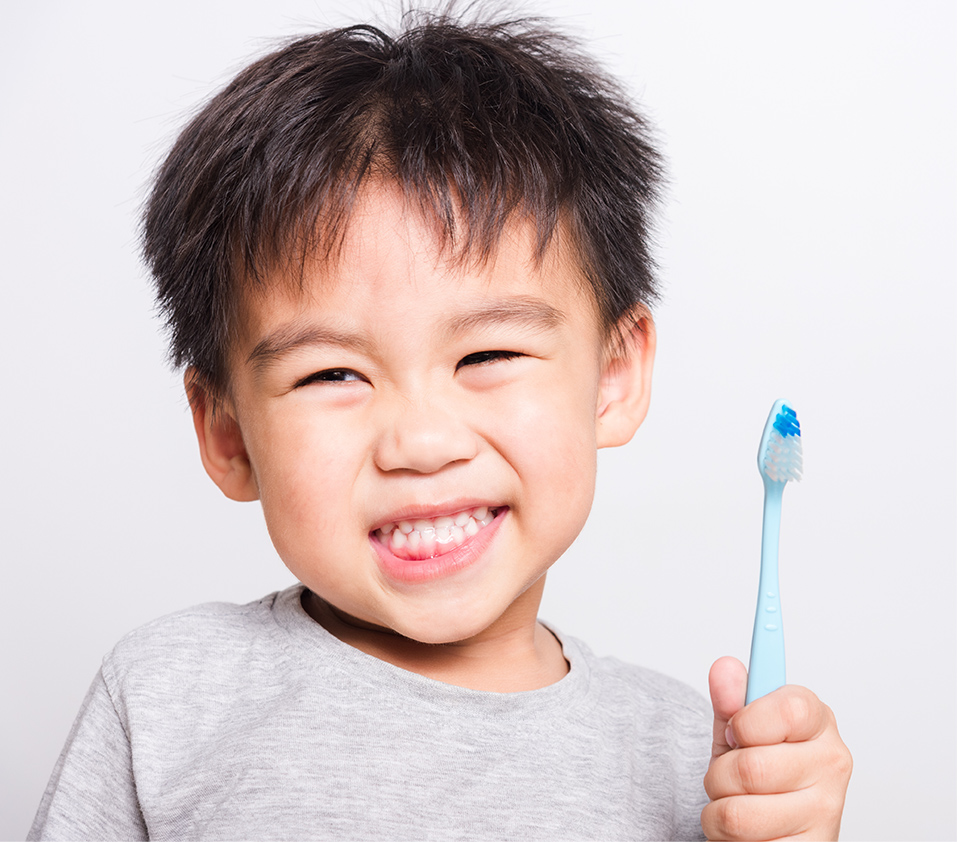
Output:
[301, 586, 569, 693]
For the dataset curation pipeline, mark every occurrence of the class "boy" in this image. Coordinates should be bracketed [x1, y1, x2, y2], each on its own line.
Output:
[29, 11, 851, 840]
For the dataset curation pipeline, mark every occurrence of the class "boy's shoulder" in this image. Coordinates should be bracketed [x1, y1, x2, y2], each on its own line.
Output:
[559, 631, 711, 725]
[111, 588, 282, 647]
[100, 587, 298, 695]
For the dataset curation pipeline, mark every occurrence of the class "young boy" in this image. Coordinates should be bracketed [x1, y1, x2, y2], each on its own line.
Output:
[29, 11, 851, 841]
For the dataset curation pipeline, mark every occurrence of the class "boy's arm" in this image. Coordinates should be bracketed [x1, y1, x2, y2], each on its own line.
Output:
[701, 657, 853, 841]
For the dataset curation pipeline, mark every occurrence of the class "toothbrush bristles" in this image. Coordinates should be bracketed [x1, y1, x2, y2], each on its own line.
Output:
[762, 408, 803, 483]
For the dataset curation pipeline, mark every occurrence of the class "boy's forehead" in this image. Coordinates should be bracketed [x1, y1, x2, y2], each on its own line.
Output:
[238, 180, 599, 336]
[330, 180, 577, 278]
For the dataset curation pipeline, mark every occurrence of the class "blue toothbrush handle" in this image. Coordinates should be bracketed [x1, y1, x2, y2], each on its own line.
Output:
[746, 481, 786, 704]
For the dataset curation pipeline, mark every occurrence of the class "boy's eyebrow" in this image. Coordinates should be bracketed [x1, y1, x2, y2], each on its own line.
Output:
[443, 298, 566, 337]
[247, 297, 566, 373]
[247, 322, 372, 373]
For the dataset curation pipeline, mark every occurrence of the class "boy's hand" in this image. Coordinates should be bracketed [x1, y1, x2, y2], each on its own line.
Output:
[701, 657, 853, 841]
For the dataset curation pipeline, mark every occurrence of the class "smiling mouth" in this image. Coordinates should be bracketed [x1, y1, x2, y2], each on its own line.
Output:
[372, 506, 501, 561]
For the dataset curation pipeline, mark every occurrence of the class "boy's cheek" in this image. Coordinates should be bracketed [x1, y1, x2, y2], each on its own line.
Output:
[492, 364, 603, 440]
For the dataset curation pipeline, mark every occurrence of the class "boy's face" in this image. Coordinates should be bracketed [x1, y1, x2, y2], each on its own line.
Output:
[197, 183, 653, 646]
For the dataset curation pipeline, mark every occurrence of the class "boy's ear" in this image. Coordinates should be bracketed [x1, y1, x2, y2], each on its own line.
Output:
[595, 310, 657, 448]
[186, 370, 259, 502]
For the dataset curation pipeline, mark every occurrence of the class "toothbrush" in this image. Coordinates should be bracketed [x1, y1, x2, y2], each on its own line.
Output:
[746, 399, 803, 704]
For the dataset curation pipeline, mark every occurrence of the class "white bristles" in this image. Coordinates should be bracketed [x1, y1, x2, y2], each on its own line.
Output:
[762, 429, 803, 483]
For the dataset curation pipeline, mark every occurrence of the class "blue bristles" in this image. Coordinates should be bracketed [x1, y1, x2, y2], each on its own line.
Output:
[772, 405, 801, 439]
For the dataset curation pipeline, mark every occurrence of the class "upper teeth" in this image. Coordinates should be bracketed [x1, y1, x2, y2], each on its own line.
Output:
[375, 506, 496, 555]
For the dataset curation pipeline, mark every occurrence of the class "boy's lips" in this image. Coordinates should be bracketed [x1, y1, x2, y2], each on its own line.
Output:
[369, 505, 507, 585]
[372, 506, 502, 561]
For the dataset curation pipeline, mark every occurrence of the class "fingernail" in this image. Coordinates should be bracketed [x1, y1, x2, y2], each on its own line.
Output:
[725, 725, 738, 749]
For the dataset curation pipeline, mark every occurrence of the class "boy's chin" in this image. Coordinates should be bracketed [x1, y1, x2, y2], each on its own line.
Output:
[303, 588, 534, 648]
[352, 605, 505, 647]
[303, 589, 459, 643]
[384, 582, 546, 647]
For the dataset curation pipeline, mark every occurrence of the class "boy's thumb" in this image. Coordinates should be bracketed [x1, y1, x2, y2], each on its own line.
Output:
[708, 656, 748, 764]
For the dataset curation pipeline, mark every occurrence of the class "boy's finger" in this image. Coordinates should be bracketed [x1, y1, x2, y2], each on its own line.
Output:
[728, 685, 833, 748]
[708, 656, 747, 762]
[704, 741, 818, 800]
[701, 789, 817, 842]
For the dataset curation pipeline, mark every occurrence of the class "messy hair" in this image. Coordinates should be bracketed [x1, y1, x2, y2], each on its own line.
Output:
[142, 9, 663, 398]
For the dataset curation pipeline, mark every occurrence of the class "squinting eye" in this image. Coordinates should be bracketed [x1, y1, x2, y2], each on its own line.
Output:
[295, 369, 368, 387]
[456, 350, 524, 370]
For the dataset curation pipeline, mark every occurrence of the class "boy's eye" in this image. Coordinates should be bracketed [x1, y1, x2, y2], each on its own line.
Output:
[295, 369, 368, 387]
[456, 350, 524, 370]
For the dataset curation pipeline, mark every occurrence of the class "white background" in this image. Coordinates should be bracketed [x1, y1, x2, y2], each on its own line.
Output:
[2, 1, 954, 839]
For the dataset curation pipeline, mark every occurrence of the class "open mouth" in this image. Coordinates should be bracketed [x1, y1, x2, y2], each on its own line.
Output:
[372, 506, 502, 561]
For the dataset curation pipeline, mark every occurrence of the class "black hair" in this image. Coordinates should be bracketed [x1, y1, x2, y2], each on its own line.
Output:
[142, 9, 663, 398]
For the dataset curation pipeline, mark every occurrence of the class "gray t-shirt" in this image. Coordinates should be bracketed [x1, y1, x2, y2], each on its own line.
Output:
[29, 586, 711, 841]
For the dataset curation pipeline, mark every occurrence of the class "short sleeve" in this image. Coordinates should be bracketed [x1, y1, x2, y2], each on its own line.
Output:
[28, 669, 148, 841]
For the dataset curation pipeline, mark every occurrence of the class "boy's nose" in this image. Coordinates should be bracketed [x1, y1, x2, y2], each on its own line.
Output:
[373, 396, 478, 474]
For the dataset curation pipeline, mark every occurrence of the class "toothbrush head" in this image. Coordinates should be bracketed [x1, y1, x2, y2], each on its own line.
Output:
[758, 399, 803, 484]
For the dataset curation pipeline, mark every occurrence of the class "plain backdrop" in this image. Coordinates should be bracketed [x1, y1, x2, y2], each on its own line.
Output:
[2, 1, 955, 839]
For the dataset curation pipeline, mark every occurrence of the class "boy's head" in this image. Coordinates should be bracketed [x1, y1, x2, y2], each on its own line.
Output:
[142, 10, 662, 646]
[142, 10, 663, 402]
